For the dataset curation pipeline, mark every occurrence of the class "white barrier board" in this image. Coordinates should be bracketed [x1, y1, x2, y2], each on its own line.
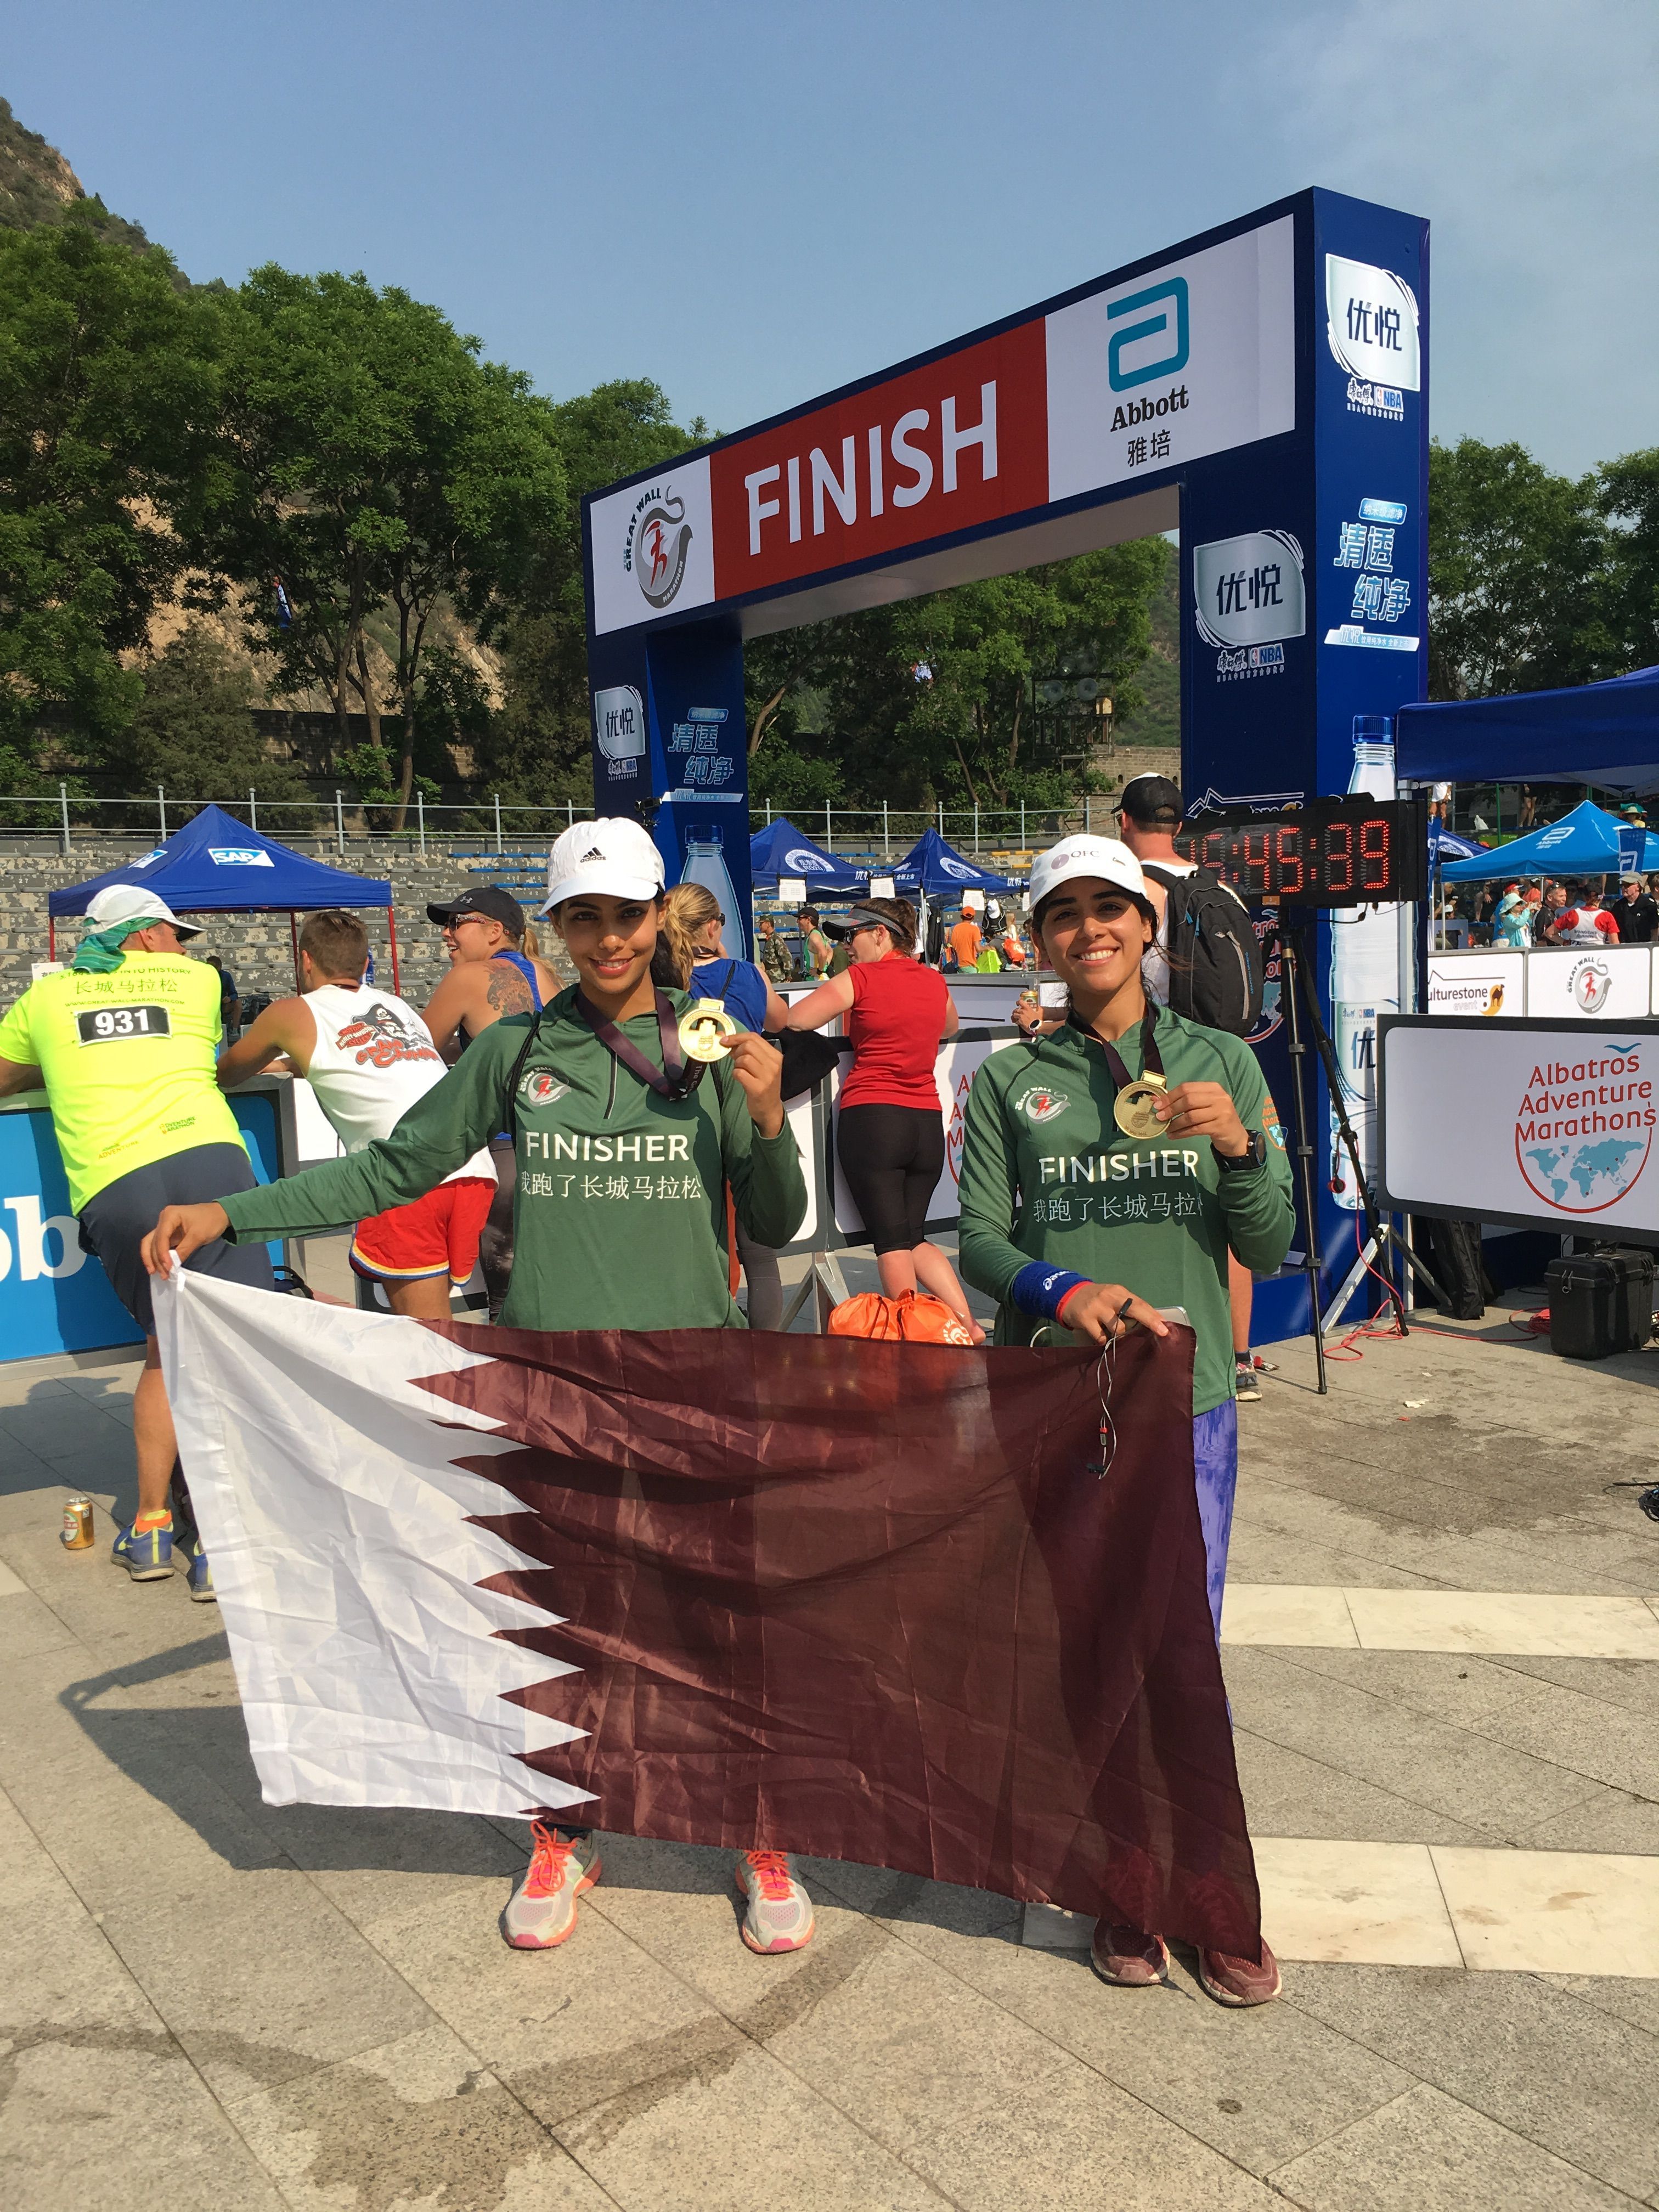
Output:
[1425, 951, 1525, 1018]
[1526, 945, 1653, 1024]
[1379, 1015, 1659, 1238]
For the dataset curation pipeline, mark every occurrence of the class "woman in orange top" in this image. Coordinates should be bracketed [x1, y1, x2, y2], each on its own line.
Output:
[787, 897, 982, 1339]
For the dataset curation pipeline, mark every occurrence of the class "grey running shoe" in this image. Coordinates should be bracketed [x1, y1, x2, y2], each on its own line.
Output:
[734, 1850, 815, 1953]
[1234, 1355, 1262, 1402]
[501, 1823, 601, 1950]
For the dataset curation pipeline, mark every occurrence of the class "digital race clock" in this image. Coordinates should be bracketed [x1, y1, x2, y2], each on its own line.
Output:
[1175, 797, 1428, 908]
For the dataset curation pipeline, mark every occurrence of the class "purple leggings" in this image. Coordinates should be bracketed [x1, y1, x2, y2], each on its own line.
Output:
[1192, 1399, 1240, 1643]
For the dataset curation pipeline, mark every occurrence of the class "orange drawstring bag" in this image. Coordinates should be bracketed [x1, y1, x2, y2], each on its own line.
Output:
[827, 1290, 976, 1347]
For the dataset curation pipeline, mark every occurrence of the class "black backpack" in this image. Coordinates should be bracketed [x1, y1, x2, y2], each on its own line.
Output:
[1142, 864, 1265, 1037]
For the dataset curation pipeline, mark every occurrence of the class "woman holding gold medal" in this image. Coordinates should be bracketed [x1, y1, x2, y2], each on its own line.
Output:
[956, 834, 1294, 2007]
[142, 819, 820, 1959]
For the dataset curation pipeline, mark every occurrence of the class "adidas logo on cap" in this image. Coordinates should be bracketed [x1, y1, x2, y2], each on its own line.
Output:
[580, 846, 606, 864]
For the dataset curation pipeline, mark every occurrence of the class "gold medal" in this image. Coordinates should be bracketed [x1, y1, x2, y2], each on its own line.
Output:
[677, 997, 738, 1063]
[1114, 1073, 1167, 1141]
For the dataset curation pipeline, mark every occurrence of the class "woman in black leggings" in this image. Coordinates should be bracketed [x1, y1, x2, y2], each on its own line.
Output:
[786, 897, 981, 1339]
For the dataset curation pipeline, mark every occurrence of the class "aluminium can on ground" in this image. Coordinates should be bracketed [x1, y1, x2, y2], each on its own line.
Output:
[60, 1496, 94, 1550]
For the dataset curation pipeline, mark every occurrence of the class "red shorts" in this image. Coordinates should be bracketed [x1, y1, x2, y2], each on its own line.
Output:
[350, 1177, 495, 1286]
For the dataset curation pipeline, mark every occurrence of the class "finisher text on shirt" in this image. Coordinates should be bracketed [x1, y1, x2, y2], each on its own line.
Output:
[1039, 1146, 1203, 1183]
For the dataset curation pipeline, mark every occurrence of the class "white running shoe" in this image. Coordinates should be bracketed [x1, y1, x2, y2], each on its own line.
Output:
[500, 1823, 601, 1949]
[735, 1850, 815, 1953]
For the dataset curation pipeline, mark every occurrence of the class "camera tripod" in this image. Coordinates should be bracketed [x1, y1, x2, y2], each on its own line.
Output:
[1270, 917, 1448, 1394]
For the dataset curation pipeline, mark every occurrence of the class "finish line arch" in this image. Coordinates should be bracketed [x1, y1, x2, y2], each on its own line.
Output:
[581, 184, 1429, 1337]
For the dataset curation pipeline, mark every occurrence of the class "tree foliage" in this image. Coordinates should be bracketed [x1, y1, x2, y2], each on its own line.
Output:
[484, 379, 708, 804]
[203, 267, 567, 821]
[1426, 437, 1613, 699]
[124, 621, 313, 822]
[1597, 449, 1659, 676]
[0, 214, 220, 764]
[744, 539, 1169, 810]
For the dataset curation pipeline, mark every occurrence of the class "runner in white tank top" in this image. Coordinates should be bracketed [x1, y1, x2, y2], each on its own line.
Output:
[216, 911, 495, 1319]
[302, 983, 494, 1176]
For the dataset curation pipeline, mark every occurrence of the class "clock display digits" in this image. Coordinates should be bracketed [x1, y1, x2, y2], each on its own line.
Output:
[1174, 798, 1425, 907]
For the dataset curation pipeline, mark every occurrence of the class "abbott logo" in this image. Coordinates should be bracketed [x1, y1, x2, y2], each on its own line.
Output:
[0, 1195, 86, 1282]
[1108, 278, 1189, 392]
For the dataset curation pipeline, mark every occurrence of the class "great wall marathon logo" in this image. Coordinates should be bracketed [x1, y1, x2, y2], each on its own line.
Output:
[1514, 1044, 1655, 1215]
[624, 485, 693, 609]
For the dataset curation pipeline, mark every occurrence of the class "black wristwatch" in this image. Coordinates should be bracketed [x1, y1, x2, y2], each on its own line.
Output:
[1215, 1127, 1267, 1173]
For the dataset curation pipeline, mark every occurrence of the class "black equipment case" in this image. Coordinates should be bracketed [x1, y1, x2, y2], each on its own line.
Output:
[1544, 1249, 1655, 1360]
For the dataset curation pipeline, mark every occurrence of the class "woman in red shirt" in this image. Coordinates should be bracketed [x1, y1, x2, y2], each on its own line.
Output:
[786, 898, 982, 1338]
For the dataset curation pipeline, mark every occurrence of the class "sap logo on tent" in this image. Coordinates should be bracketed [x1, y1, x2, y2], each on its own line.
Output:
[783, 848, 833, 873]
[1325, 256, 1420, 394]
[209, 848, 273, 867]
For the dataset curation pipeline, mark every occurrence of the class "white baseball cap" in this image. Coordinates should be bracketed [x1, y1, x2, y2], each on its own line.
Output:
[1028, 834, 1153, 915]
[542, 817, 666, 914]
[84, 884, 202, 939]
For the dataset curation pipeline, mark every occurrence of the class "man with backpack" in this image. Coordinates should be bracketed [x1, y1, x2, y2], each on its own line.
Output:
[1118, 774, 1268, 1401]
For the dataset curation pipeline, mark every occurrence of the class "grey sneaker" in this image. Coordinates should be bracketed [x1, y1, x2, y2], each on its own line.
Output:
[734, 1850, 815, 1954]
[1234, 1355, 1262, 1402]
[501, 1824, 601, 1950]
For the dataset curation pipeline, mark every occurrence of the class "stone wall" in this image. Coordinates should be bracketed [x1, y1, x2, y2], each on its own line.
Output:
[0, 843, 574, 1014]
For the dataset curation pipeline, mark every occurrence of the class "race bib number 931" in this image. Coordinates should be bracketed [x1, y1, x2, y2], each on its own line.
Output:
[75, 1003, 172, 1045]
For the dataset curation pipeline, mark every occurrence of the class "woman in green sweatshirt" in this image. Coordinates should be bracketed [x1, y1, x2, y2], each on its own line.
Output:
[956, 833, 1294, 2008]
[142, 819, 817, 1962]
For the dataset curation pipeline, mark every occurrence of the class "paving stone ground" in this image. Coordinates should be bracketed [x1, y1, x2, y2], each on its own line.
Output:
[1, 1259, 1656, 2211]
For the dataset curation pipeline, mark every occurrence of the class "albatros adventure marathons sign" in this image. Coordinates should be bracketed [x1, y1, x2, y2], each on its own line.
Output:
[1379, 1017, 1659, 1237]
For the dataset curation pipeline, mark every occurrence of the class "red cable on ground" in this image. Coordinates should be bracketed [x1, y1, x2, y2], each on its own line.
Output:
[1321, 1214, 1410, 1361]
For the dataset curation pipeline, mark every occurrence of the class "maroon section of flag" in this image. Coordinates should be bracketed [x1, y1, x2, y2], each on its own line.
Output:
[419, 1324, 1261, 1960]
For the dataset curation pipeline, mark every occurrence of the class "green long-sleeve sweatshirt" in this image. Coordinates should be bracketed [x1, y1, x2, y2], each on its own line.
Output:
[956, 1007, 1295, 1414]
[219, 986, 806, 1332]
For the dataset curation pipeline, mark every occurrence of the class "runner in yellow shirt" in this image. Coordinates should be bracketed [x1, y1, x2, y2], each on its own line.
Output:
[0, 885, 273, 1598]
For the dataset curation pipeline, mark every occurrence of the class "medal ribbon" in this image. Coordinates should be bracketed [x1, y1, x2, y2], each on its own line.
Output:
[572, 990, 703, 1102]
[1087, 1006, 1165, 1099]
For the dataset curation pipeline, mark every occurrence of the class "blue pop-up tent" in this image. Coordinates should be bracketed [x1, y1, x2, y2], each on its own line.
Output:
[48, 804, 399, 985]
[892, 828, 1020, 898]
[749, 816, 868, 896]
[1439, 799, 1659, 882]
[1395, 664, 1659, 792]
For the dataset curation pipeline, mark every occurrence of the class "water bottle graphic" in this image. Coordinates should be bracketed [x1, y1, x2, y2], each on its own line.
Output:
[681, 828, 744, 957]
[1327, 715, 1399, 1211]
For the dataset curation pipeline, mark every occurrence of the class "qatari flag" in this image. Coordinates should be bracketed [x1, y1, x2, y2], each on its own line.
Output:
[157, 1271, 1261, 1957]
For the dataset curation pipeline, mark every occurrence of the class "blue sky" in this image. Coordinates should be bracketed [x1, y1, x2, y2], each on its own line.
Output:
[8, 0, 1655, 476]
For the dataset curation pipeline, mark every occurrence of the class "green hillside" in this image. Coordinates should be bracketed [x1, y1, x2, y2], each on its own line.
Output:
[0, 96, 153, 254]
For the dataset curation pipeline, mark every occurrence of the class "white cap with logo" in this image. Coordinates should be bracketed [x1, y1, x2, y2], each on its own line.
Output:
[83, 884, 202, 939]
[1028, 834, 1153, 915]
[542, 817, 667, 915]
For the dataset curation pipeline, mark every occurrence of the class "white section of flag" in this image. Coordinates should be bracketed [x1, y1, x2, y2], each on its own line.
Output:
[155, 1269, 592, 1820]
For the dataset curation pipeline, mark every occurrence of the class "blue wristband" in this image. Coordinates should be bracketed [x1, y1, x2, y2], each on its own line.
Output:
[1011, 1261, 1090, 1321]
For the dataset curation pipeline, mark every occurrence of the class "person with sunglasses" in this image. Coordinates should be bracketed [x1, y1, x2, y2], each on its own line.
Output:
[142, 819, 817, 1961]
[786, 897, 981, 1339]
